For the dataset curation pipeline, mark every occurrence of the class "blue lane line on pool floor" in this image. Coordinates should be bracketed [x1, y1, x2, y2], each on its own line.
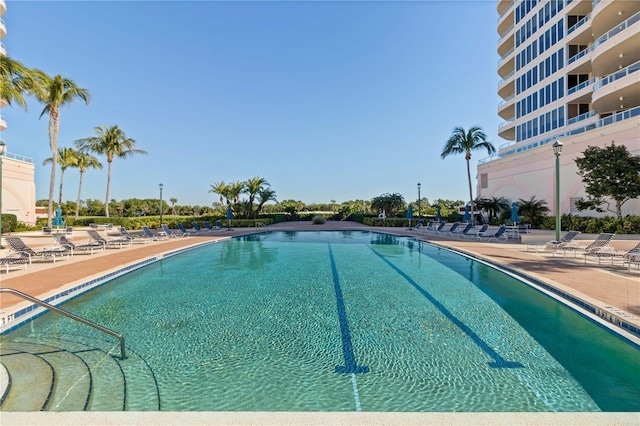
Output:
[329, 244, 370, 374]
[369, 246, 523, 369]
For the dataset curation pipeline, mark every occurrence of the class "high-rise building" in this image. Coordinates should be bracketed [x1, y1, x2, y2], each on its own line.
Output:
[479, 0, 639, 217]
[0, 0, 38, 226]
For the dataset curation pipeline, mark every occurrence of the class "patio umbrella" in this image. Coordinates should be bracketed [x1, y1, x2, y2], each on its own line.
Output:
[435, 205, 442, 222]
[53, 205, 64, 227]
[407, 205, 413, 228]
[226, 204, 234, 229]
[463, 204, 471, 222]
[510, 202, 520, 224]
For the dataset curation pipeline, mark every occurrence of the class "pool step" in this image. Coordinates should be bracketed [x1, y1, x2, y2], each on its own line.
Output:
[0, 335, 159, 411]
[0, 347, 53, 411]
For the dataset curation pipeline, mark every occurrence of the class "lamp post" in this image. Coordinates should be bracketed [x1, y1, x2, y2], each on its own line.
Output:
[417, 182, 421, 218]
[553, 140, 563, 242]
[0, 141, 5, 249]
[159, 183, 164, 225]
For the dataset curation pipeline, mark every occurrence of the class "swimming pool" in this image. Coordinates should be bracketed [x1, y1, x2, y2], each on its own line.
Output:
[3, 231, 639, 411]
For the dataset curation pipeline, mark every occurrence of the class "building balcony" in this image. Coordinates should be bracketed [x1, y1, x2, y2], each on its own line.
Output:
[497, 50, 514, 79]
[0, 18, 5, 39]
[497, 29, 514, 59]
[565, 14, 593, 47]
[591, 10, 640, 77]
[497, 71, 515, 99]
[591, 0, 640, 41]
[0, 0, 5, 18]
[0, 114, 5, 131]
[497, 117, 515, 141]
[0, 41, 5, 56]
[592, 59, 640, 115]
[481, 106, 640, 165]
[497, 94, 515, 120]
[496, 0, 512, 18]
[497, 1, 514, 34]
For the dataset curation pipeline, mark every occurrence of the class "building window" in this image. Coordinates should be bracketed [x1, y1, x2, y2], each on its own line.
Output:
[480, 173, 488, 189]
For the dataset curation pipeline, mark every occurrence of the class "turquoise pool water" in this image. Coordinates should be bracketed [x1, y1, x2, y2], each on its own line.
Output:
[6, 231, 640, 411]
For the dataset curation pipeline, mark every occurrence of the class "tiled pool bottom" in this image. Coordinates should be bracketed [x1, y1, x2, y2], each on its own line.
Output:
[2, 231, 640, 411]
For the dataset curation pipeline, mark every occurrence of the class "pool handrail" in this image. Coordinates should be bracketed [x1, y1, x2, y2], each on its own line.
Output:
[0, 288, 126, 360]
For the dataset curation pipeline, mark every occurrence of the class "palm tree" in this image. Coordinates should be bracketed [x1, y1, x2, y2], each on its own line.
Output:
[30, 71, 90, 226]
[517, 196, 550, 228]
[441, 126, 496, 223]
[227, 181, 245, 204]
[371, 193, 405, 217]
[170, 198, 177, 215]
[75, 125, 146, 217]
[476, 196, 509, 224]
[42, 147, 80, 206]
[209, 181, 231, 204]
[71, 152, 102, 218]
[255, 187, 277, 215]
[243, 176, 269, 218]
[0, 55, 32, 110]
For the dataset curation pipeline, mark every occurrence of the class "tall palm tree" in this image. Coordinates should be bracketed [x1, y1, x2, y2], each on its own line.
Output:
[243, 176, 269, 218]
[71, 152, 102, 218]
[441, 126, 496, 223]
[75, 125, 146, 217]
[170, 198, 177, 215]
[42, 147, 80, 205]
[0, 55, 32, 110]
[30, 71, 90, 226]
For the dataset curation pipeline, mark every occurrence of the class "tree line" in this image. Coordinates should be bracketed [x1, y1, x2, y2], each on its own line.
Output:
[2, 55, 147, 226]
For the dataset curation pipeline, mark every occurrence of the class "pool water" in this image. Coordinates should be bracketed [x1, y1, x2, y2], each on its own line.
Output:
[6, 231, 640, 411]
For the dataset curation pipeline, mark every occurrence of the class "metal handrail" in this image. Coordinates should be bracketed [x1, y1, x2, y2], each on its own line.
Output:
[0, 288, 126, 360]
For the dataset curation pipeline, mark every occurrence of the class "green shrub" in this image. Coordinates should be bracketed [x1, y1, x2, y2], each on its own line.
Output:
[312, 215, 326, 224]
[1, 214, 17, 233]
[539, 214, 640, 234]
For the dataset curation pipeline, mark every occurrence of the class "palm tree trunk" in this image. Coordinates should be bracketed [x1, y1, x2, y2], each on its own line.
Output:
[47, 110, 59, 227]
[105, 161, 112, 218]
[58, 169, 65, 206]
[76, 171, 84, 219]
[465, 157, 475, 223]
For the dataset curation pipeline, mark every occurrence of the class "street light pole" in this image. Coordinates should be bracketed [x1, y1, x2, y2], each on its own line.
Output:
[417, 182, 421, 218]
[553, 140, 563, 242]
[0, 141, 5, 249]
[159, 183, 164, 225]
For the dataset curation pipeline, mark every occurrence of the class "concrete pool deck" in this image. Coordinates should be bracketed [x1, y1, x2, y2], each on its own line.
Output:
[1, 221, 639, 424]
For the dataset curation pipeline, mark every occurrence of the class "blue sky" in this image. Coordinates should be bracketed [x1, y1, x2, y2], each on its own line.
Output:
[3, 0, 502, 207]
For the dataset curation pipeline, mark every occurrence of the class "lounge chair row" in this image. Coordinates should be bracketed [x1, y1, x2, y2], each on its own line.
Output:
[542, 231, 640, 271]
[0, 222, 232, 273]
[417, 221, 509, 242]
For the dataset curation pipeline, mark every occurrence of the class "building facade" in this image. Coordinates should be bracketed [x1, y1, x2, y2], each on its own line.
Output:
[479, 0, 640, 217]
[1, 0, 37, 226]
